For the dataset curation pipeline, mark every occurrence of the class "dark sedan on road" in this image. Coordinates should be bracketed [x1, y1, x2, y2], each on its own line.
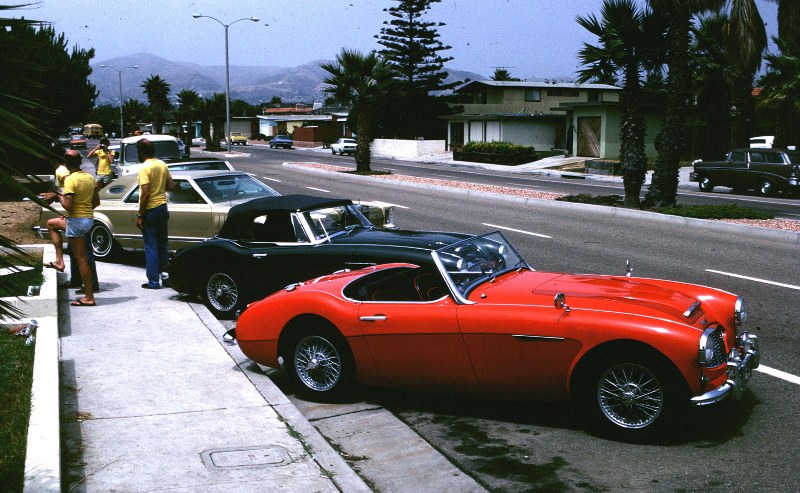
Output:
[268, 135, 294, 149]
[169, 195, 469, 317]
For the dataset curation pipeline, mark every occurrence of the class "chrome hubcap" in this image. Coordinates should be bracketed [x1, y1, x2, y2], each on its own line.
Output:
[598, 363, 663, 429]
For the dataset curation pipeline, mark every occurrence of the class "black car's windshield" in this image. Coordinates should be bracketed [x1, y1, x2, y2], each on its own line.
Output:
[433, 232, 529, 299]
[303, 205, 372, 240]
[194, 174, 279, 203]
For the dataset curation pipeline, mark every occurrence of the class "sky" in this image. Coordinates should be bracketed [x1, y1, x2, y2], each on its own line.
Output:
[17, 0, 780, 80]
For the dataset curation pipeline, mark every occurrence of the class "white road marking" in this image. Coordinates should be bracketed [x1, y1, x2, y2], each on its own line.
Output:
[261, 176, 281, 183]
[757, 365, 800, 386]
[306, 187, 330, 193]
[705, 269, 800, 291]
[482, 223, 552, 239]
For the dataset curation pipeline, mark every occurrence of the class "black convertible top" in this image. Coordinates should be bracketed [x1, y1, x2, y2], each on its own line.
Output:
[218, 195, 353, 239]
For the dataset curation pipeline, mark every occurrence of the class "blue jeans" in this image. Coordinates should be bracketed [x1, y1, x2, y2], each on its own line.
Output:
[142, 204, 169, 287]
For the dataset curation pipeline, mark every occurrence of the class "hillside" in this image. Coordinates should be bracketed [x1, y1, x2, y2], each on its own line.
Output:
[91, 53, 485, 105]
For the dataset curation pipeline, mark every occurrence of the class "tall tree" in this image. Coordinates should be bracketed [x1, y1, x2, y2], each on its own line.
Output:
[175, 89, 200, 142]
[577, 0, 664, 208]
[197, 93, 226, 149]
[140, 74, 171, 134]
[321, 49, 398, 173]
[375, 0, 456, 138]
[758, 38, 800, 146]
[645, 0, 766, 207]
[122, 98, 148, 134]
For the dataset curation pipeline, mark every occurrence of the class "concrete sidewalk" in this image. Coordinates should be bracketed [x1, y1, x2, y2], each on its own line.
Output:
[56, 259, 370, 492]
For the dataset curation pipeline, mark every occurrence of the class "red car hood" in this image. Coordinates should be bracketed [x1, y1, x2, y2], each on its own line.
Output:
[477, 270, 708, 324]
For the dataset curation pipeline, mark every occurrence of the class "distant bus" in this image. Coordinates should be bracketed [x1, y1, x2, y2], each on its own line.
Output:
[83, 123, 104, 138]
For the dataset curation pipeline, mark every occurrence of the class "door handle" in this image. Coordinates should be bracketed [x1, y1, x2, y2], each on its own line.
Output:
[252, 253, 268, 258]
[360, 315, 387, 322]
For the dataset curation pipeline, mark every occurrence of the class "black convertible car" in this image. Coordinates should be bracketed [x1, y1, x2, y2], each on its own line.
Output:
[169, 195, 470, 317]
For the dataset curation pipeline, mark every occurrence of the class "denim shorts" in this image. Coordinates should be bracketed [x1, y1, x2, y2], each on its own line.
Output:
[66, 217, 93, 238]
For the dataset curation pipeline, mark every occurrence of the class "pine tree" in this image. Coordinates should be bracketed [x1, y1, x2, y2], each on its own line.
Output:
[374, 0, 457, 139]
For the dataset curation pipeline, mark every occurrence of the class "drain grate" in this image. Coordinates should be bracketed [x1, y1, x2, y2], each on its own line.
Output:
[201, 445, 292, 471]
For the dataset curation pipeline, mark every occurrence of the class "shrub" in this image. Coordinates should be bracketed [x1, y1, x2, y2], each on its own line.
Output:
[462, 141, 535, 155]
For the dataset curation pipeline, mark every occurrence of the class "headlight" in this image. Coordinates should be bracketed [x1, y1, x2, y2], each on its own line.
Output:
[734, 297, 746, 327]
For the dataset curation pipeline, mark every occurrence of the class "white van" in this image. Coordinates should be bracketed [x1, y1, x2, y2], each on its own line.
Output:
[113, 134, 181, 177]
[749, 135, 774, 149]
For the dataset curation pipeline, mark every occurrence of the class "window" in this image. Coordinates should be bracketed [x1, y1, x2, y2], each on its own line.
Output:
[524, 89, 541, 102]
[749, 152, 766, 163]
[546, 88, 579, 97]
[475, 90, 487, 104]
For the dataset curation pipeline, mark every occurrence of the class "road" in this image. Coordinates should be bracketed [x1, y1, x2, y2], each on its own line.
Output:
[212, 145, 800, 492]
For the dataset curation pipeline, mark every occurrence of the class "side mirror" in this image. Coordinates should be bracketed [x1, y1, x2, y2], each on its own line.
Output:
[554, 292, 571, 313]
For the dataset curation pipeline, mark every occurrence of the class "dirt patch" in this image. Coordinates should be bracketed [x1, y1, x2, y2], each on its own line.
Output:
[0, 201, 49, 246]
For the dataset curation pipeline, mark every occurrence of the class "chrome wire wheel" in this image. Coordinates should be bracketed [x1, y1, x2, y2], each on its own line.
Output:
[597, 363, 664, 429]
[294, 335, 342, 393]
[205, 272, 239, 313]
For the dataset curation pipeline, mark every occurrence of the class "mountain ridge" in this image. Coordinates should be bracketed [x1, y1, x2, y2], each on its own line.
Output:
[91, 52, 486, 106]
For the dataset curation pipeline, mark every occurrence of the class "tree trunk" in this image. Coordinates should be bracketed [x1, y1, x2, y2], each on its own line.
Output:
[354, 109, 372, 173]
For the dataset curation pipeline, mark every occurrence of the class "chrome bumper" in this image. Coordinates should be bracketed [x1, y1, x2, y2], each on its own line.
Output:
[690, 330, 760, 406]
[32, 225, 47, 239]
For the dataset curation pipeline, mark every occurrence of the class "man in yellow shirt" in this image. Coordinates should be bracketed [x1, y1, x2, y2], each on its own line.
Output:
[88, 137, 114, 187]
[59, 150, 100, 306]
[136, 138, 174, 289]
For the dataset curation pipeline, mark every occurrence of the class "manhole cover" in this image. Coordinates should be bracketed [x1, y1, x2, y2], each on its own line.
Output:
[201, 445, 292, 470]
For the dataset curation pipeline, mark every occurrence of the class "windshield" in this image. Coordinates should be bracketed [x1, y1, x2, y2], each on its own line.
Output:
[193, 174, 279, 203]
[787, 152, 799, 164]
[302, 205, 372, 240]
[433, 232, 529, 299]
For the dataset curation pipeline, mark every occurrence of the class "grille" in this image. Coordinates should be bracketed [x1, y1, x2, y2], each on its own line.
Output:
[707, 327, 726, 367]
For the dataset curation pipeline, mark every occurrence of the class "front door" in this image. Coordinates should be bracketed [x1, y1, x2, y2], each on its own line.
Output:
[577, 117, 601, 158]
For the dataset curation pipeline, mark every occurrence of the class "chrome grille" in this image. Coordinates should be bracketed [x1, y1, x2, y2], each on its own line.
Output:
[707, 328, 726, 367]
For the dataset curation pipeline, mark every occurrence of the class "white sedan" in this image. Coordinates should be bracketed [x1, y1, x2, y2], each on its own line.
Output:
[331, 138, 357, 156]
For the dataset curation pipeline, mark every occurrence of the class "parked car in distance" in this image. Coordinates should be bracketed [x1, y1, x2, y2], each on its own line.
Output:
[57, 134, 72, 146]
[690, 148, 800, 196]
[269, 135, 293, 149]
[176, 139, 190, 158]
[749, 135, 774, 148]
[229, 132, 248, 145]
[113, 134, 181, 177]
[331, 138, 357, 155]
[69, 134, 87, 149]
[230, 232, 760, 440]
[169, 194, 452, 317]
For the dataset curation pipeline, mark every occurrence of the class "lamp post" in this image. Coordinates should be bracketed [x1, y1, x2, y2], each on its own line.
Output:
[100, 64, 138, 139]
[192, 14, 259, 152]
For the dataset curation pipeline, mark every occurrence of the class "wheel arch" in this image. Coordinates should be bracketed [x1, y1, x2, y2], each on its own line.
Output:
[568, 339, 690, 401]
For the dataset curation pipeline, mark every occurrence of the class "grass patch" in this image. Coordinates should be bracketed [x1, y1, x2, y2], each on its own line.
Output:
[556, 195, 774, 220]
[0, 327, 35, 491]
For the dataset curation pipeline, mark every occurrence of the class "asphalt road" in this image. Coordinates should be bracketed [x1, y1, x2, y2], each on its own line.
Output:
[215, 146, 799, 492]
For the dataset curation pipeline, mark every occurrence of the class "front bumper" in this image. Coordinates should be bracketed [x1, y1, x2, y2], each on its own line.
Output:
[689, 171, 699, 182]
[690, 330, 760, 406]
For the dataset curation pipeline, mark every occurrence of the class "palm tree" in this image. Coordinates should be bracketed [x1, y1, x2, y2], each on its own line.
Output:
[577, 0, 664, 208]
[758, 38, 800, 146]
[321, 49, 398, 173]
[197, 93, 226, 149]
[175, 89, 200, 143]
[122, 98, 147, 135]
[645, 0, 766, 207]
[140, 75, 171, 134]
[490, 68, 521, 82]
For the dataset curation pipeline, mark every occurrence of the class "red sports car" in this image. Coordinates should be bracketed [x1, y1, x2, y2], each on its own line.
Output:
[232, 232, 760, 440]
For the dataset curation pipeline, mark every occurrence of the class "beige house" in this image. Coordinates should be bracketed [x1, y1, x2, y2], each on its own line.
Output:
[444, 81, 654, 159]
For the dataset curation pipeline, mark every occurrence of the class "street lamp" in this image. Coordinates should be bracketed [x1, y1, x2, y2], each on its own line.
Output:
[192, 13, 259, 152]
[100, 64, 138, 139]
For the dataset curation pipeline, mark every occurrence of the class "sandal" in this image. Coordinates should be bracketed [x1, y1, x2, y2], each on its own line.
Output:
[45, 261, 65, 272]
[70, 298, 96, 307]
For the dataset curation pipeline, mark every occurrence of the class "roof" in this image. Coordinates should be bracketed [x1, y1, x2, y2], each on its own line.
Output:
[121, 134, 177, 144]
[454, 80, 621, 92]
[218, 195, 353, 239]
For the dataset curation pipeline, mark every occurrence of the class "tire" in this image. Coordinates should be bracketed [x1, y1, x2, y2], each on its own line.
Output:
[577, 347, 686, 441]
[758, 179, 774, 197]
[202, 265, 242, 318]
[285, 323, 355, 400]
[89, 222, 118, 260]
[698, 175, 714, 192]
[331, 148, 337, 155]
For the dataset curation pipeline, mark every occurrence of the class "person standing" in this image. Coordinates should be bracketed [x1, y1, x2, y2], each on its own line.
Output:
[59, 150, 99, 306]
[136, 138, 174, 289]
[88, 137, 114, 188]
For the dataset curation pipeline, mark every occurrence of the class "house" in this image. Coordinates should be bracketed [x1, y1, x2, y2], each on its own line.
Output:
[443, 80, 656, 159]
[257, 104, 351, 146]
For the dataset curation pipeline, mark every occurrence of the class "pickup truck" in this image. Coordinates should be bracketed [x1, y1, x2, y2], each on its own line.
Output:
[229, 132, 248, 146]
[690, 148, 800, 197]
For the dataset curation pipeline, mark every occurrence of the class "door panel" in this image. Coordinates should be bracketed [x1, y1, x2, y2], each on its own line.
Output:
[577, 117, 601, 158]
